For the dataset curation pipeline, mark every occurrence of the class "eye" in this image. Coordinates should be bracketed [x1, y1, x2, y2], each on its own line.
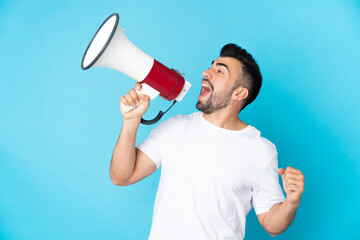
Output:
[217, 69, 223, 74]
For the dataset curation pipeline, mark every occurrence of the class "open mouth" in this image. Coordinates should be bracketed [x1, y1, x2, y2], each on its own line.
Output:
[199, 80, 212, 98]
[200, 85, 211, 97]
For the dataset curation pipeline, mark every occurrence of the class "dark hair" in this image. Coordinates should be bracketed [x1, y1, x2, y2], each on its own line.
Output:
[220, 43, 262, 111]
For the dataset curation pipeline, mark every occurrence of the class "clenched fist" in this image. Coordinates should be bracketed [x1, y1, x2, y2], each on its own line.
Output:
[278, 167, 305, 205]
[120, 83, 150, 121]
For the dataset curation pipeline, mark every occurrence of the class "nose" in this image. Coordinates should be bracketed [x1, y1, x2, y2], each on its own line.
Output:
[202, 68, 212, 79]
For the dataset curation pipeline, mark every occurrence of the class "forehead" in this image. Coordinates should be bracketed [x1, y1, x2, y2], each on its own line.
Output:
[213, 56, 243, 74]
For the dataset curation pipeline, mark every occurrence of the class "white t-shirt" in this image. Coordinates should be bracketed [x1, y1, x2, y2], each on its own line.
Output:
[137, 112, 285, 240]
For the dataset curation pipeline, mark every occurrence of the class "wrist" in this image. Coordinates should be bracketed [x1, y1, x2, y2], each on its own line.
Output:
[284, 198, 301, 208]
[122, 118, 141, 130]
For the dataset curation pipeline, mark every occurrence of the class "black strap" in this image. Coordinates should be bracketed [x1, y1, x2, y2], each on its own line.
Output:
[141, 100, 177, 125]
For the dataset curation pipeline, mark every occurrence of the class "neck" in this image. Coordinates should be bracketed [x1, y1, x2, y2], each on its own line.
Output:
[202, 108, 248, 130]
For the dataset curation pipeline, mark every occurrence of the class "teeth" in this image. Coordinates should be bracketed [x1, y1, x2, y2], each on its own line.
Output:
[202, 84, 210, 90]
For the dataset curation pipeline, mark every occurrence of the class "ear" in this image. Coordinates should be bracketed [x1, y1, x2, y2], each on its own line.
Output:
[233, 87, 249, 101]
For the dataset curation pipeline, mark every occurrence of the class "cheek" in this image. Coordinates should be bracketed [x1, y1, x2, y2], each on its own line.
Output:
[214, 81, 231, 93]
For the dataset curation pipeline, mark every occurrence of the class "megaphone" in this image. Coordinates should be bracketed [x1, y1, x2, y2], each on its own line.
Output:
[81, 13, 191, 125]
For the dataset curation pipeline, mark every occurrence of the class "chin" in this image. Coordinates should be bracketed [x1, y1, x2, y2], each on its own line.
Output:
[196, 102, 212, 114]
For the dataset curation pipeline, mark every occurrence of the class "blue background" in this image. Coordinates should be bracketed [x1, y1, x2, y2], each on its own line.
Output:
[1, 0, 359, 239]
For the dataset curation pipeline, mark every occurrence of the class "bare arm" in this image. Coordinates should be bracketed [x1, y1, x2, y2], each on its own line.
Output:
[257, 199, 300, 236]
[110, 118, 140, 185]
[257, 166, 304, 236]
[109, 83, 156, 186]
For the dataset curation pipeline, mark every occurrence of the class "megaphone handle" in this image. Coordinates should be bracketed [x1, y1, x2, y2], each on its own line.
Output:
[120, 100, 142, 113]
[120, 83, 159, 113]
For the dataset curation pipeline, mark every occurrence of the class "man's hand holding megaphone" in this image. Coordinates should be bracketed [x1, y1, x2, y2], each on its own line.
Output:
[120, 83, 150, 123]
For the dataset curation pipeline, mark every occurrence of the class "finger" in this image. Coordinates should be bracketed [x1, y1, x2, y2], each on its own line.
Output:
[135, 83, 142, 91]
[139, 94, 150, 102]
[125, 93, 136, 107]
[278, 168, 285, 176]
[288, 184, 304, 193]
[285, 177, 305, 187]
[285, 172, 305, 181]
[129, 88, 140, 104]
[285, 166, 303, 174]
[120, 96, 129, 106]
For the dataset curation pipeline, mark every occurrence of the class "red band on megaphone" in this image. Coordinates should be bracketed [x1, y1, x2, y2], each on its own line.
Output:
[141, 60, 185, 101]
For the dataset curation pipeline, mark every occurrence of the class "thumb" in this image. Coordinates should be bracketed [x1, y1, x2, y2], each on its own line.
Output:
[278, 168, 285, 176]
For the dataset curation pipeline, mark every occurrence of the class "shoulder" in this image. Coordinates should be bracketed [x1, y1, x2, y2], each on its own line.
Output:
[259, 135, 277, 154]
[246, 126, 278, 159]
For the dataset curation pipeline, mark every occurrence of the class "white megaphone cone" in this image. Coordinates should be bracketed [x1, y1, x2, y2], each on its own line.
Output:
[81, 13, 191, 124]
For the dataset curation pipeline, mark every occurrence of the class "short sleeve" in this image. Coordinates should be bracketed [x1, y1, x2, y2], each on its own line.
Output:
[136, 125, 163, 169]
[252, 154, 285, 215]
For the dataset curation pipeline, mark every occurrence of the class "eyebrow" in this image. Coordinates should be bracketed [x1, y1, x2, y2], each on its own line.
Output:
[211, 60, 229, 72]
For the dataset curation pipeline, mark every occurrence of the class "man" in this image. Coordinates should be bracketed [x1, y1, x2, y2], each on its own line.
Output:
[110, 44, 305, 239]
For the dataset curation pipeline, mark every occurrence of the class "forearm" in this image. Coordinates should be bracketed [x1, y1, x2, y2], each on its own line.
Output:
[110, 118, 141, 185]
[262, 199, 300, 236]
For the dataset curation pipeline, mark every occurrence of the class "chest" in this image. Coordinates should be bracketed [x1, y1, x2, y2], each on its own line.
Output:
[161, 129, 260, 192]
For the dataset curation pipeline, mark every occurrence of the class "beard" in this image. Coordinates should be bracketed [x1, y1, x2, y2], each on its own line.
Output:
[196, 85, 233, 114]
